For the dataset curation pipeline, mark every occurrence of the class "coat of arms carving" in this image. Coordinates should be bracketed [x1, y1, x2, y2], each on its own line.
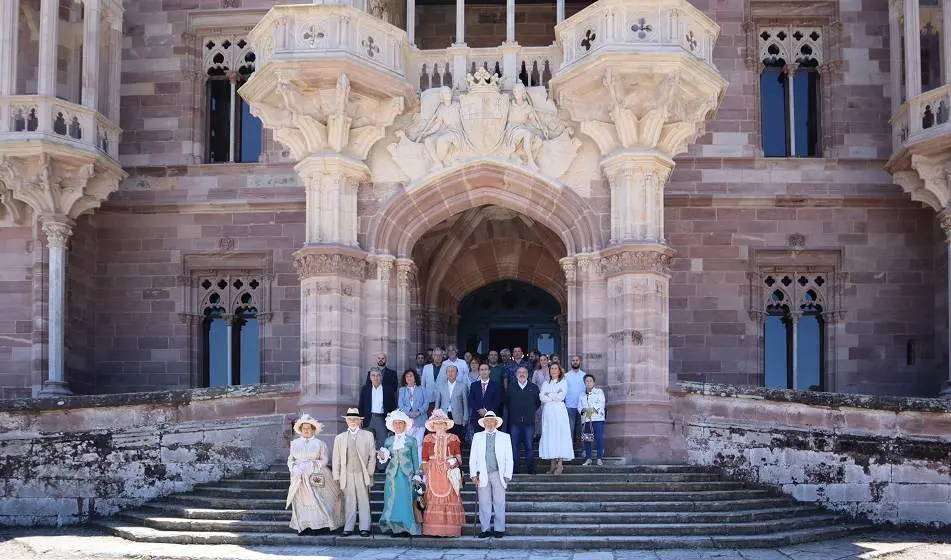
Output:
[387, 67, 582, 181]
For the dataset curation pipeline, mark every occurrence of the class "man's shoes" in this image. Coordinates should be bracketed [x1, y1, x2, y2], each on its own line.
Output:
[494, 531, 505, 538]
[479, 531, 492, 538]
[341, 531, 353, 537]
[582, 459, 592, 466]
[596, 458, 604, 466]
[359, 530, 371, 537]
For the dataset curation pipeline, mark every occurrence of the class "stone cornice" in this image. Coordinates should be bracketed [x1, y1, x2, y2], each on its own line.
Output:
[600, 244, 677, 277]
[293, 246, 369, 281]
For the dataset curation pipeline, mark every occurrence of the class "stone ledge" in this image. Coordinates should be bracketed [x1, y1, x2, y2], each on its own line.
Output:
[0, 383, 300, 413]
[673, 382, 951, 414]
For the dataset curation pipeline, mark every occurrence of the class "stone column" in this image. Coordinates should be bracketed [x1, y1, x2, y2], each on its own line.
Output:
[505, 0, 515, 43]
[81, 0, 101, 110]
[395, 258, 417, 371]
[294, 156, 369, 421]
[559, 256, 581, 359]
[0, 0, 17, 95]
[406, 0, 415, 46]
[889, 0, 905, 116]
[577, 253, 606, 375]
[454, 0, 465, 45]
[39, 218, 73, 396]
[905, 0, 922, 99]
[38, 0, 60, 97]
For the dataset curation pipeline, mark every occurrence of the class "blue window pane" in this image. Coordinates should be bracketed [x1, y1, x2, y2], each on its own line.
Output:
[764, 315, 789, 388]
[796, 315, 822, 391]
[793, 71, 820, 157]
[760, 68, 790, 157]
[207, 317, 230, 387]
[536, 333, 555, 355]
[239, 315, 261, 385]
[239, 100, 262, 163]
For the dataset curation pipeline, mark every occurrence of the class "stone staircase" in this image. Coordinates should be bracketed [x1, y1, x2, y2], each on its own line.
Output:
[99, 454, 871, 549]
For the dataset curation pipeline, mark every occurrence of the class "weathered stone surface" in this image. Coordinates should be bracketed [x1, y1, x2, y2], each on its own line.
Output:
[0, 385, 298, 526]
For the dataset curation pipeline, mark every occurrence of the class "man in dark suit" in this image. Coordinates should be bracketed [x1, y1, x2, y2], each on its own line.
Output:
[506, 366, 540, 474]
[359, 368, 396, 470]
[364, 353, 398, 397]
[469, 363, 503, 436]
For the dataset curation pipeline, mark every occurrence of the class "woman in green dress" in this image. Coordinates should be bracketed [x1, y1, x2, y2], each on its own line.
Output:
[377, 410, 422, 536]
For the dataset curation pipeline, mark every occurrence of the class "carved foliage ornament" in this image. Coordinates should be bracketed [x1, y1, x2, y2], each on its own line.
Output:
[249, 73, 404, 161]
[600, 248, 676, 277]
[0, 154, 117, 221]
[387, 68, 581, 182]
[294, 251, 368, 281]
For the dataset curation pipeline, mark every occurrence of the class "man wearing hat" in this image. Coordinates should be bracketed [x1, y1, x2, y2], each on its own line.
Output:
[469, 411, 514, 538]
[332, 408, 377, 537]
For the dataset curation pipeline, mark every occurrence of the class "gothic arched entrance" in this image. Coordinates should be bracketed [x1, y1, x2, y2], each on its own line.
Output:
[457, 280, 562, 357]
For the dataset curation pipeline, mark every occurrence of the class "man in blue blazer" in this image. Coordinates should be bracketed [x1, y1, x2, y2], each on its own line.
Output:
[469, 363, 503, 435]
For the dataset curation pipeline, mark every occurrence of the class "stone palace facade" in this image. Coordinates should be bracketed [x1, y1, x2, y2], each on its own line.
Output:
[1, 0, 951, 462]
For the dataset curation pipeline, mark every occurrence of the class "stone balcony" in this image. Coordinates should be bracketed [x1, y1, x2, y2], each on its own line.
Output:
[0, 95, 121, 161]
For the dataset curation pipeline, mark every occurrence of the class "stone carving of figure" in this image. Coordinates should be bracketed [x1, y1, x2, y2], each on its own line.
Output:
[410, 87, 465, 168]
[505, 83, 545, 171]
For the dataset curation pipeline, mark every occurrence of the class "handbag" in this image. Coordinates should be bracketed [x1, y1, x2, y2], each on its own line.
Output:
[308, 472, 326, 488]
[581, 420, 595, 442]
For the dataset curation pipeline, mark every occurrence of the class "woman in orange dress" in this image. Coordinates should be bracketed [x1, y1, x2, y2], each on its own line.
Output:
[420, 409, 466, 537]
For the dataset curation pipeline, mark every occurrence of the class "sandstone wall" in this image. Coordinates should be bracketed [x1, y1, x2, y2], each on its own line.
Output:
[0, 224, 38, 399]
[677, 383, 951, 527]
[0, 383, 298, 526]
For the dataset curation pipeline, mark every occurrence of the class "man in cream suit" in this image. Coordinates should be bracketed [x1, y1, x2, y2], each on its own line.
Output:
[469, 411, 513, 538]
[434, 364, 468, 440]
[332, 408, 377, 537]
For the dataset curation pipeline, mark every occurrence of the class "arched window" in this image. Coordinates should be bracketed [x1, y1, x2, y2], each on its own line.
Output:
[758, 27, 823, 157]
[199, 276, 262, 387]
[760, 274, 827, 391]
[203, 35, 263, 164]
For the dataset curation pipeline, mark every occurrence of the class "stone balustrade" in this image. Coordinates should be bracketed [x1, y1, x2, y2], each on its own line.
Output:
[0, 95, 120, 161]
[409, 44, 562, 92]
[892, 84, 951, 152]
[556, 0, 718, 75]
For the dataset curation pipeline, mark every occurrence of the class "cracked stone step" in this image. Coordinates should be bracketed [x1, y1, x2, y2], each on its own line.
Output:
[117, 511, 845, 537]
[139, 502, 825, 523]
[98, 520, 873, 549]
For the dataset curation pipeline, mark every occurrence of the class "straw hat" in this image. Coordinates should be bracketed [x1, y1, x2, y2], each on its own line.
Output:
[342, 407, 363, 419]
[477, 411, 503, 429]
[293, 414, 323, 435]
[385, 410, 412, 433]
[425, 408, 455, 432]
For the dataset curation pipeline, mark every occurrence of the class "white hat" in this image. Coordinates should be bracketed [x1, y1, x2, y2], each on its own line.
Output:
[477, 411, 503, 429]
[385, 410, 412, 432]
[293, 414, 323, 435]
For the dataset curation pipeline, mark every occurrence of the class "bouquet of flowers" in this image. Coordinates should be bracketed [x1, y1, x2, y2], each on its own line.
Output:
[376, 447, 391, 464]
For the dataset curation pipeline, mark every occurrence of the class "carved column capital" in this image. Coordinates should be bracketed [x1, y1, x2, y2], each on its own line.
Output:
[940, 209, 951, 242]
[395, 257, 416, 289]
[374, 254, 396, 284]
[293, 246, 369, 281]
[41, 217, 74, 249]
[599, 244, 677, 277]
[559, 256, 578, 285]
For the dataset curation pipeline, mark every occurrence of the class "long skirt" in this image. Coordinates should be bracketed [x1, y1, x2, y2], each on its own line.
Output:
[422, 468, 465, 536]
[288, 467, 343, 532]
[539, 401, 575, 460]
[380, 471, 421, 535]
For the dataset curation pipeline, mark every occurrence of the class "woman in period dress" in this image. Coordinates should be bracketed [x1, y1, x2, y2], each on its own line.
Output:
[539, 363, 574, 475]
[377, 410, 422, 536]
[398, 369, 428, 463]
[420, 409, 466, 537]
[286, 414, 343, 535]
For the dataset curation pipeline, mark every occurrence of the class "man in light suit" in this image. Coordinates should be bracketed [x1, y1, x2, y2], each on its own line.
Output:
[332, 408, 377, 537]
[434, 364, 468, 441]
[469, 411, 513, 538]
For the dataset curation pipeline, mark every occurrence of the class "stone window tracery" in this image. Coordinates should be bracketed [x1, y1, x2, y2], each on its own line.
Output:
[758, 26, 823, 157]
[749, 249, 844, 392]
[202, 34, 262, 164]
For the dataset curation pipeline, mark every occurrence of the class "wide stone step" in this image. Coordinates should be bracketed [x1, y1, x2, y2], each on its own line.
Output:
[247, 472, 724, 484]
[99, 519, 872, 549]
[163, 494, 796, 513]
[265, 463, 713, 475]
[118, 511, 843, 537]
[140, 502, 823, 524]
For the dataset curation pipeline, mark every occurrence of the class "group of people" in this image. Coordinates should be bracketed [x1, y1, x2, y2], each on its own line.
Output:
[359, 346, 607, 473]
[286, 407, 512, 538]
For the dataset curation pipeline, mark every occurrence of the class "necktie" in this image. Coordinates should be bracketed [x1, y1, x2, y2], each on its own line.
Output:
[482, 383, 487, 396]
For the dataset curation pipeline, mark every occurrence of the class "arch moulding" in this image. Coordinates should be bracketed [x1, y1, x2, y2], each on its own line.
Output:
[367, 161, 603, 258]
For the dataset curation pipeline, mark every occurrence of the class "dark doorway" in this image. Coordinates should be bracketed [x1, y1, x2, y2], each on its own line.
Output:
[488, 329, 529, 354]
[457, 280, 561, 357]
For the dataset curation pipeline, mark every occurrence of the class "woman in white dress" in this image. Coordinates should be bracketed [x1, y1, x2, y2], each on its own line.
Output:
[286, 414, 343, 535]
[538, 363, 574, 475]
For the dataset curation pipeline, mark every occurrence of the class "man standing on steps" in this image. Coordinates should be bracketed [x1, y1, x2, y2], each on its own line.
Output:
[564, 355, 587, 446]
[332, 408, 376, 538]
[365, 353, 399, 399]
[359, 368, 396, 468]
[421, 347, 445, 412]
[469, 412, 513, 539]
[506, 366, 540, 474]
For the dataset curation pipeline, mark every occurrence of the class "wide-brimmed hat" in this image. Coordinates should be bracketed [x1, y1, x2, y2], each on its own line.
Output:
[425, 409, 454, 432]
[342, 407, 363, 420]
[293, 414, 323, 435]
[386, 410, 412, 432]
[477, 411, 503, 429]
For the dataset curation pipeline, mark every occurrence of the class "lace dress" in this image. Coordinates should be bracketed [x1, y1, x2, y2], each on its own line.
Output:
[421, 432, 466, 536]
